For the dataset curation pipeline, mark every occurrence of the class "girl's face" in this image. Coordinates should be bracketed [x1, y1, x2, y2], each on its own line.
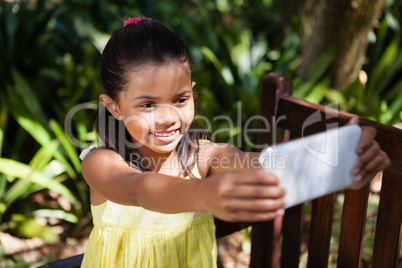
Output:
[103, 63, 195, 158]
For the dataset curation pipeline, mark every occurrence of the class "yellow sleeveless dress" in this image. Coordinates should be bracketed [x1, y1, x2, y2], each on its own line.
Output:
[81, 164, 217, 268]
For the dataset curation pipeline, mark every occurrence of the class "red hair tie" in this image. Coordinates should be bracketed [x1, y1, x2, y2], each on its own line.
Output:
[123, 17, 151, 27]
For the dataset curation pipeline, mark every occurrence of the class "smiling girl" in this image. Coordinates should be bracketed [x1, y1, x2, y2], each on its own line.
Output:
[80, 18, 390, 268]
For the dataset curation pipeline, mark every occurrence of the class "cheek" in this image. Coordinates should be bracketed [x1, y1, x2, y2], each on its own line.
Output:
[184, 104, 195, 126]
[124, 114, 151, 139]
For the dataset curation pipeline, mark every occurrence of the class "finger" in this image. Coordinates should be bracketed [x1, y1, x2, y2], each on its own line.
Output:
[356, 126, 377, 155]
[224, 209, 285, 222]
[352, 151, 390, 183]
[236, 170, 280, 185]
[227, 185, 286, 199]
[350, 169, 380, 189]
[361, 151, 390, 175]
[222, 197, 286, 213]
[352, 142, 380, 175]
[346, 115, 359, 125]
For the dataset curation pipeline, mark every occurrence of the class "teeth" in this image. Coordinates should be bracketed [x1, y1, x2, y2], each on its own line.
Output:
[153, 130, 176, 137]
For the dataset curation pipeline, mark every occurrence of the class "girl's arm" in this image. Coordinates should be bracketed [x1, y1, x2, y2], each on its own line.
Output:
[82, 148, 285, 222]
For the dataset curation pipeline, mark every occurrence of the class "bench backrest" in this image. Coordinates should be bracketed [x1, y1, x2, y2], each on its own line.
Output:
[250, 72, 402, 267]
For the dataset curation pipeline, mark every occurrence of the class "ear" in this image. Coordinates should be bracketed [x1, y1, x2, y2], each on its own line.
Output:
[99, 94, 123, 121]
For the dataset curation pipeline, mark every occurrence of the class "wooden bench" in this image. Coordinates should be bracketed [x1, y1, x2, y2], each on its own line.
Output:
[250, 72, 402, 267]
[39, 72, 402, 267]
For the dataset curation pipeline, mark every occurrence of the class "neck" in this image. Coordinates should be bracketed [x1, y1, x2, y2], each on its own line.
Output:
[134, 147, 183, 176]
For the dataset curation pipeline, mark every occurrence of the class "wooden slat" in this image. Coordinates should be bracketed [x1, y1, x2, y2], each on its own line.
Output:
[372, 169, 402, 267]
[281, 204, 304, 267]
[250, 69, 294, 268]
[250, 221, 275, 268]
[337, 186, 370, 267]
[214, 218, 254, 238]
[307, 194, 336, 268]
[259, 72, 293, 147]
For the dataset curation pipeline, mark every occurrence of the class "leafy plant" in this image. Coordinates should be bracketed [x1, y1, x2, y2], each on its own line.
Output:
[0, 70, 85, 242]
[275, 1, 402, 126]
[342, 2, 402, 125]
[0, 0, 103, 241]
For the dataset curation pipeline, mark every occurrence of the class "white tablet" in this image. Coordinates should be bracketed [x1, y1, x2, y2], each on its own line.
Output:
[259, 124, 362, 208]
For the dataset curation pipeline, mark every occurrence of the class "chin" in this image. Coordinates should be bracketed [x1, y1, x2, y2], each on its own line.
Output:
[148, 137, 183, 155]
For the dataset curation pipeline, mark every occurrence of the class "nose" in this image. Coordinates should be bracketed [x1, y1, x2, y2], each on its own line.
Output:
[154, 104, 179, 126]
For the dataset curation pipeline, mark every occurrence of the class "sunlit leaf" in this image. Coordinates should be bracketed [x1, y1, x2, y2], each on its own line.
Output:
[50, 120, 81, 172]
[251, 41, 268, 67]
[325, 89, 347, 108]
[0, 94, 7, 157]
[0, 158, 76, 205]
[305, 78, 331, 104]
[201, 46, 223, 71]
[367, 38, 399, 94]
[294, 46, 337, 98]
[6, 89, 77, 179]
[32, 209, 78, 223]
[71, 14, 109, 53]
[221, 67, 234, 86]
[5, 141, 60, 205]
[11, 69, 48, 128]
[29, 140, 59, 170]
[14, 217, 59, 244]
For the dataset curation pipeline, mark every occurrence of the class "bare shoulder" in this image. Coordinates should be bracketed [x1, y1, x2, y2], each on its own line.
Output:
[82, 148, 140, 179]
[81, 148, 141, 204]
[82, 148, 125, 173]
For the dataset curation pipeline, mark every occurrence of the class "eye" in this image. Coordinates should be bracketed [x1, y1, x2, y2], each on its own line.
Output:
[175, 97, 188, 105]
[140, 102, 156, 109]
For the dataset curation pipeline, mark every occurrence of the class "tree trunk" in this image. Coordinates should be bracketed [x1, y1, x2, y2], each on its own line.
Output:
[281, 0, 317, 36]
[296, 0, 387, 90]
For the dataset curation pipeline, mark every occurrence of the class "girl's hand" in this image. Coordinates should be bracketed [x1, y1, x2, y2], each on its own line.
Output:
[198, 169, 286, 222]
[348, 116, 391, 190]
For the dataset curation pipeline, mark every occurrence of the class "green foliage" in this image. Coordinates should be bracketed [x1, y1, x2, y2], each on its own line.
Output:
[343, 4, 402, 125]
[157, 0, 282, 151]
[0, 0, 101, 240]
[0, 1, 401, 263]
[279, 1, 402, 126]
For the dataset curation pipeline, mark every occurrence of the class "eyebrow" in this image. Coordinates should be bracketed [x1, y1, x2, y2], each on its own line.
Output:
[174, 90, 192, 98]
[134, 90, 192, 101]
[134, 95, 160, 101]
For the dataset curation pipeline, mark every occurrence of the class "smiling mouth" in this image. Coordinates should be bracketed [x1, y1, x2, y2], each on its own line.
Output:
[151, 129, 179, 137]
[150, 129, 180, 144]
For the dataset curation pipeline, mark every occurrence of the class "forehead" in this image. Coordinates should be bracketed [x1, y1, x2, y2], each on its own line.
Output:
[135, 62, 190, 79]
[122, 62, 192, 99]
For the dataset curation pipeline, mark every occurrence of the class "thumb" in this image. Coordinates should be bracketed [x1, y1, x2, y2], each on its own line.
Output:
[347, 115, 359, 126]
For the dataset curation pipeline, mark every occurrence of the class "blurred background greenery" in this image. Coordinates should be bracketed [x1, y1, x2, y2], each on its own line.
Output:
[0, 0, 401, 266]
